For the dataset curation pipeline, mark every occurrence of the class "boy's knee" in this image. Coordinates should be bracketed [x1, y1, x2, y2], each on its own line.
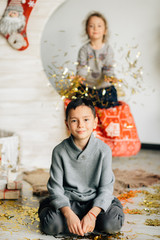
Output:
[39, 208, 63, 236]
[103, 206, 125, 234]
[40, 221, 56, 236]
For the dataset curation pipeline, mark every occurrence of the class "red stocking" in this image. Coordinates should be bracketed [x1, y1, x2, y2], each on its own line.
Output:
[0, 0, 37, 50]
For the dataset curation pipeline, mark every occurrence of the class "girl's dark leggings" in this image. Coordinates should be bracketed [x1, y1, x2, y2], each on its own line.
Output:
[75, 85, 119, 109]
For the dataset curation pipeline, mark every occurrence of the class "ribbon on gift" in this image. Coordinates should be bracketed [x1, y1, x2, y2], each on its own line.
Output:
[0, 189, 20, 199]
[7, 181, 22, 190]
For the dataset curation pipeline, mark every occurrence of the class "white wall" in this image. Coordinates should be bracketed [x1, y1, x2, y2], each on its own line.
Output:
[0, 0, 67, 169]
[0, 0, 159, 170]
[41, 0, 160, 144]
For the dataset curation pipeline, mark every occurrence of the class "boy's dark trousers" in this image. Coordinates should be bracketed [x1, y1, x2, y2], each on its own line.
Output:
[38, 197, 124, 236]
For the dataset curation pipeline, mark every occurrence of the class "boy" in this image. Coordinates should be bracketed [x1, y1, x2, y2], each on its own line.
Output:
[38, 98, 124, 236]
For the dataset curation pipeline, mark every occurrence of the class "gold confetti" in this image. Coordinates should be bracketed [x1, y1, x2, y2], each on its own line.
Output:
[0, 197, 40, 234]
[102, 89, 106, 96]
[145, 219, 160, 226]
[46, 43, 144, 105]
[127, 221, 136, 224]
[126, 125, 134, 129]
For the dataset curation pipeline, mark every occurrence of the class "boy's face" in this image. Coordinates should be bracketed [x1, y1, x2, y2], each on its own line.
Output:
[66, 105, 97, 144]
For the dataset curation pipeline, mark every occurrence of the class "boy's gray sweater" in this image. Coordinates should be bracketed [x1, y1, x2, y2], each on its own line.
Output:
[47, 133, 115, 212]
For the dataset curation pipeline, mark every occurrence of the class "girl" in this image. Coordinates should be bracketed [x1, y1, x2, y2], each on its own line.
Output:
[76, 11, 119, 109]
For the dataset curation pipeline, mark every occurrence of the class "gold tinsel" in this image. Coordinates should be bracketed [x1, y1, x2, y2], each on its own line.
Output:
[47, 42, 144, 104]
[138, 186, 160, 215]
[145, 219, 160, 226]
[50, 71, 125, 105]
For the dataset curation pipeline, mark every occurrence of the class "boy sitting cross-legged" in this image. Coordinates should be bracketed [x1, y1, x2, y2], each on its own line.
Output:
[38, 97, 124, 236]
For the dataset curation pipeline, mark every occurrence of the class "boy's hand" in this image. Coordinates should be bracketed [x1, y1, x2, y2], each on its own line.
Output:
[61, 206, 84, 236]
[81, 212, 96, 234]
[81, 207, 101, 233]
[67, 211, 84, 236]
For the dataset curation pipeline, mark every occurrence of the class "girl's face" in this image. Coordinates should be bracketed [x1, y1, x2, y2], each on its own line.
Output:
[87, 16, 106, 42]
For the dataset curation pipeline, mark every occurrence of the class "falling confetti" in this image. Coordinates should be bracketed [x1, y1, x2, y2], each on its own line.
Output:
[115, 44, 144, 99]
[47, 42, 144, 104]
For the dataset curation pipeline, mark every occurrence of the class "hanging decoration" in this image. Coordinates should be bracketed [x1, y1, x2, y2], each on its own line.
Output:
[0, 0, 37, 50]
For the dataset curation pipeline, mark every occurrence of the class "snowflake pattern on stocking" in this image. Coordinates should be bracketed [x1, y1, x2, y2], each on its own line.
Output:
[28, 0, 36, 7]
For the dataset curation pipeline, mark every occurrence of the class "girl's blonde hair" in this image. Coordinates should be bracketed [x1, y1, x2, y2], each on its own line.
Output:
[84, 11, 109, 43]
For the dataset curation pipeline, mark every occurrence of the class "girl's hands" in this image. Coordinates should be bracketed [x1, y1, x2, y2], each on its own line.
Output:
[81, 212, 96, 234]
[104, 76, 118, 83]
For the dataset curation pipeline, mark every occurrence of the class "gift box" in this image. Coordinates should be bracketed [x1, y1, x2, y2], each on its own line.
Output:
[0, 177, 7, 190]
[7, 168, 22, 190]
[0, 189, 21, 199]
[7, 181, 22, 190]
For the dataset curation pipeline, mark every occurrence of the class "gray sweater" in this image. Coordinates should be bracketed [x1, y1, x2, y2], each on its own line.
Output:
[47, 133, 115, 212]
[77, 42, 115, 89]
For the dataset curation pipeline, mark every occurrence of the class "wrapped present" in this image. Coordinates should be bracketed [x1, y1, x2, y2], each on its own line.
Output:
[7, 168, 22, 190]
[0, 189, 21, 199]
[0, 177, 7, 190]
[0, 130, 21, 197]
[7, 181, 22, 190]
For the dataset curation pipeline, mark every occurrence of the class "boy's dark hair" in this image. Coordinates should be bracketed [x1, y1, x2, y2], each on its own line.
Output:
[65, 98, 96, 121]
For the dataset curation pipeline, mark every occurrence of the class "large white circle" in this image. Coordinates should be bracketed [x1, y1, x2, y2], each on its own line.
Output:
[40, 0, 124, 91]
